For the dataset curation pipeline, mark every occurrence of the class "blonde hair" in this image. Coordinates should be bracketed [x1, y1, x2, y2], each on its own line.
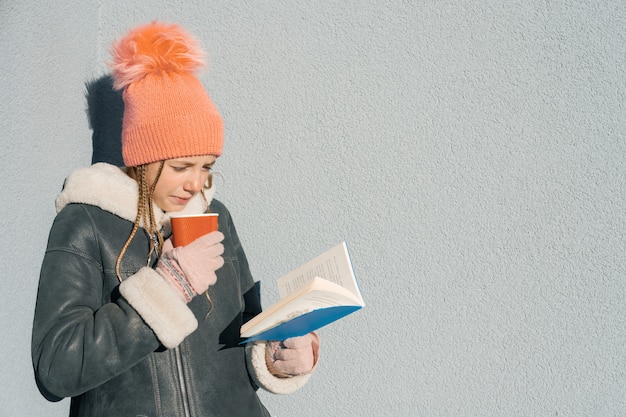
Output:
[115, 162, 165, 282]
[114, 162, 215, 283]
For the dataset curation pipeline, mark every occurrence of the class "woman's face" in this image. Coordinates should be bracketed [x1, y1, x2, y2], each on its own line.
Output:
[146, 155, 216, 212]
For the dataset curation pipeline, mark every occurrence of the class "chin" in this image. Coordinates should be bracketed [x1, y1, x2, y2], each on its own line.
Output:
[165, 206, 186, 213]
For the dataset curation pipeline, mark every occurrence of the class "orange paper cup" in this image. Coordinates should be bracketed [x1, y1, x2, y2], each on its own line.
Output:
[170, 213, 219, 247]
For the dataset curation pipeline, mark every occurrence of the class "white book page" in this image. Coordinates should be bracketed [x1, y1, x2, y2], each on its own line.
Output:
[277, 242, 362, 301]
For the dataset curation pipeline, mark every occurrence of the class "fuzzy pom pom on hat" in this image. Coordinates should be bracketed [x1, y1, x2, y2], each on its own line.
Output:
[109, 21, 223, 167]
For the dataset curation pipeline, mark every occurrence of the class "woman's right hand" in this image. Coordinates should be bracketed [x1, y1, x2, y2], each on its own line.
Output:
[156, 231, 225, 302]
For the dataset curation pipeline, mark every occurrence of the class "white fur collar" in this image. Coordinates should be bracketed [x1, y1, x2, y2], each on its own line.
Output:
[55, 163, 215, 229]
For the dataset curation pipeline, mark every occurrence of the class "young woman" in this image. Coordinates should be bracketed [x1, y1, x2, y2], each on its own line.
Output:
[32, 21, 319, 417]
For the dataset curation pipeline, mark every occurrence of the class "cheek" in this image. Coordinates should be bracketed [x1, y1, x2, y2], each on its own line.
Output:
[149, 173, 174, 199]
[154, 177, 178, 195]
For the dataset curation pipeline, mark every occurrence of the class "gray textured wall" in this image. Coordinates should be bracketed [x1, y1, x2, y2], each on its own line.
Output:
[2, 1, 625, 416]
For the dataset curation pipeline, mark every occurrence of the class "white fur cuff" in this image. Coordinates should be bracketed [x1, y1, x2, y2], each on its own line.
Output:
[120, 267, 198, 349]
[246, 342, 311, 394]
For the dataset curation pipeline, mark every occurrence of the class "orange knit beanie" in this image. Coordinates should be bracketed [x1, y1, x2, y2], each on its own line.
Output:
[109, 22, 223, 167]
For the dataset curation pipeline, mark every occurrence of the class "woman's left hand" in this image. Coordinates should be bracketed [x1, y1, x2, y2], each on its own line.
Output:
[266, 333, 320, 378]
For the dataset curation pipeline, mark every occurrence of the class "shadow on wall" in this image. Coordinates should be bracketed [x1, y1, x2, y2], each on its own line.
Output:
[85, 75, 124, 166]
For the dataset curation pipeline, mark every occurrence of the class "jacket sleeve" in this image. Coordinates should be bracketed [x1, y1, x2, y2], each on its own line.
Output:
[119, 267, 198, 348]
[211, 200, 314, 394]
[31, 205, 196, 400]
[245, 342, 313, 394]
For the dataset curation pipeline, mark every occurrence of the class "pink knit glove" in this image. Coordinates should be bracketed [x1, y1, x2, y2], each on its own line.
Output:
[266, 333, 320, 378]
[156, 231, 225, 302]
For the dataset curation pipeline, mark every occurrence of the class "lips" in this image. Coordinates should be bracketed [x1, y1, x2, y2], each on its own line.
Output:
[172, 196, 192, 205]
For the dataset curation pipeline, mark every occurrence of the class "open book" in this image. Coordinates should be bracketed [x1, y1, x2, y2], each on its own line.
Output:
[240, 242, 364, 343]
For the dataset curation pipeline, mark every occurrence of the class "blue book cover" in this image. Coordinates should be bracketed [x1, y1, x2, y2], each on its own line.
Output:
[241, 305, 362, 343]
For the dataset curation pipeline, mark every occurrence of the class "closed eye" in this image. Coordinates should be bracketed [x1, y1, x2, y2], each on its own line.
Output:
[167, 158, 216, 172]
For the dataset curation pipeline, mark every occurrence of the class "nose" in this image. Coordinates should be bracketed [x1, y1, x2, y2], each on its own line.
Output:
[184, 172, 204, 194]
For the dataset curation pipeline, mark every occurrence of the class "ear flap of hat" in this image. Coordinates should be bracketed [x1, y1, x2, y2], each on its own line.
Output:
[85, 75, 125, 166]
